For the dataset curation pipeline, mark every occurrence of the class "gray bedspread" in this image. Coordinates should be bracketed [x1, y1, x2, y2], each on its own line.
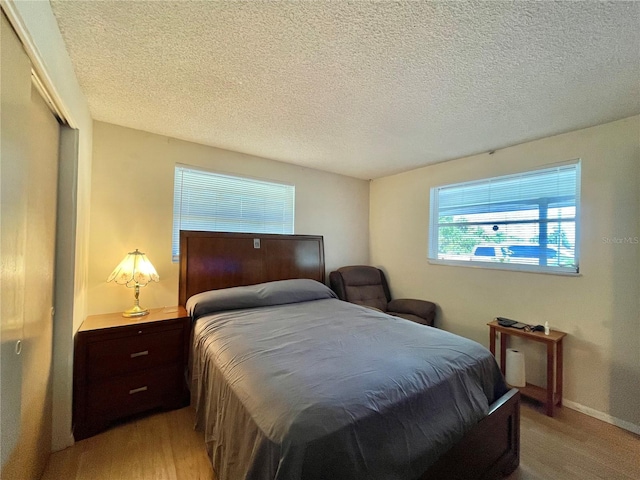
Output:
[188, 280, 506, 480]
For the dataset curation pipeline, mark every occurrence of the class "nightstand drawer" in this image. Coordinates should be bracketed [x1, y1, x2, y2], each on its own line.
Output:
[87, 365, 181, 419]
[87, 328, 183, 380]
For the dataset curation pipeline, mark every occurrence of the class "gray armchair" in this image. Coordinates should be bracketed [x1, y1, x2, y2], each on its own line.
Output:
[329, 265, 436, 326]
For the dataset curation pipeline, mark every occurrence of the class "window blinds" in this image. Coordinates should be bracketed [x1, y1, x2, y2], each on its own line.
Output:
[429, 162, 580, 273]
[172, 166, 295, 260]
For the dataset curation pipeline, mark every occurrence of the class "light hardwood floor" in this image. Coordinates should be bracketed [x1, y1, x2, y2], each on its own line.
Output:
[42, 407, 214, 480]
[42, 401, 639, 480]
[507, 401, 639, 480]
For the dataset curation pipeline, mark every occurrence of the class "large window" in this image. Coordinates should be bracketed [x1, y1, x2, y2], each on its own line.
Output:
[429, 161, 580, 274]
[172, 165, 294, 261]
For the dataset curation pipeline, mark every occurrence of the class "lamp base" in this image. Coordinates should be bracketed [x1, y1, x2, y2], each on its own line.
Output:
[122, 305, 150, 318]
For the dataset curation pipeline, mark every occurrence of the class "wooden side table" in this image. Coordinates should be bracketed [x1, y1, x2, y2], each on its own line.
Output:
[488, 320, 566, 416]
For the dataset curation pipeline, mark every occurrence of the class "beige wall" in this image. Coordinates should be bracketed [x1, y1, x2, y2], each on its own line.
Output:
[370, 116, 640, 429]
[88, 121, 369, 315]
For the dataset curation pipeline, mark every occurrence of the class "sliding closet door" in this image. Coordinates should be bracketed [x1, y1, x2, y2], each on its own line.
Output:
[1, 12, 60, 480]
[1, 11, 31, 472]
[15, 83, 59, 478]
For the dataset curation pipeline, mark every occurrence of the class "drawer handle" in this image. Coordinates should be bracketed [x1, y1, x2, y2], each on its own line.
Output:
[129, 386, 148, 395]
[130, 350, 149, 358]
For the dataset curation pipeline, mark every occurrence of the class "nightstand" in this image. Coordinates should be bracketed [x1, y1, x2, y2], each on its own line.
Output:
[73, 306, 190, 440]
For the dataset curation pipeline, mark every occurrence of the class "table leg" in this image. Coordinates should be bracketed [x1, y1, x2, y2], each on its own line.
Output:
[557, 339, 563, 407]
[546, 342, 555, 416]
[499, 332, 507, 375]
[489, 326, 496, 356]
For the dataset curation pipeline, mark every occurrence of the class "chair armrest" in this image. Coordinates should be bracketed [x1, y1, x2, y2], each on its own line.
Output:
[387, 298, 436, 322]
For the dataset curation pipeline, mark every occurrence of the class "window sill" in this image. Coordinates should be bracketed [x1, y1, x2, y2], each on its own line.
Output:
[428, 259, 581, 276]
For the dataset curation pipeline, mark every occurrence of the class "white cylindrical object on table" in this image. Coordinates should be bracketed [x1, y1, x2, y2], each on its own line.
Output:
[505, 348, 526, 387]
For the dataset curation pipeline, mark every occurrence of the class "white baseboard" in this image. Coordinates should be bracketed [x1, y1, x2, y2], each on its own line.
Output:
[562, 399, 640, 435]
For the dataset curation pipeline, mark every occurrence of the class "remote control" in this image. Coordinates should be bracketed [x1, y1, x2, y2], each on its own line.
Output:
[496, 317, 517, 327]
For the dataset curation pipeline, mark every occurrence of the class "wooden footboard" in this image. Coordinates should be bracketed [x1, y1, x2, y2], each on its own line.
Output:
[421, 388, 520, 480]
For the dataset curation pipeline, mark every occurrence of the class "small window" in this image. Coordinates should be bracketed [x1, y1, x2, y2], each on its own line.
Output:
[172, 165, 295, 261]
[429, 161, 580, 274]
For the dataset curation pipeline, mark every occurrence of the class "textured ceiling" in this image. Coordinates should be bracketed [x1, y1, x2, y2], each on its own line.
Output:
[50, 1, 639, 179]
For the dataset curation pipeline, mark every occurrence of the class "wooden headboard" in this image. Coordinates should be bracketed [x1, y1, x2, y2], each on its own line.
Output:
[178, 231, 325, 306]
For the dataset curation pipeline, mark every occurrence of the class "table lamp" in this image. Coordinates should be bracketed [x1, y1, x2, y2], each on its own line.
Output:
[107, 248, 159, 317]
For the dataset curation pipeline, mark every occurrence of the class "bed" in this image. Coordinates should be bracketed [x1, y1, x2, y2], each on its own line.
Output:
[179, 231, 520, 480]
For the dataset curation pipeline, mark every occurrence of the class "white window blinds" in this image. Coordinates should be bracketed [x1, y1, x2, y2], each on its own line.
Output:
[429, 161, 580, 273]
[172, 166, 295, 261]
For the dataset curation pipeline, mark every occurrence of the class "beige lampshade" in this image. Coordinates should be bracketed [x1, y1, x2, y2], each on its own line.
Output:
[107, 249, 159, 287]
[107, 249, 159, 317]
